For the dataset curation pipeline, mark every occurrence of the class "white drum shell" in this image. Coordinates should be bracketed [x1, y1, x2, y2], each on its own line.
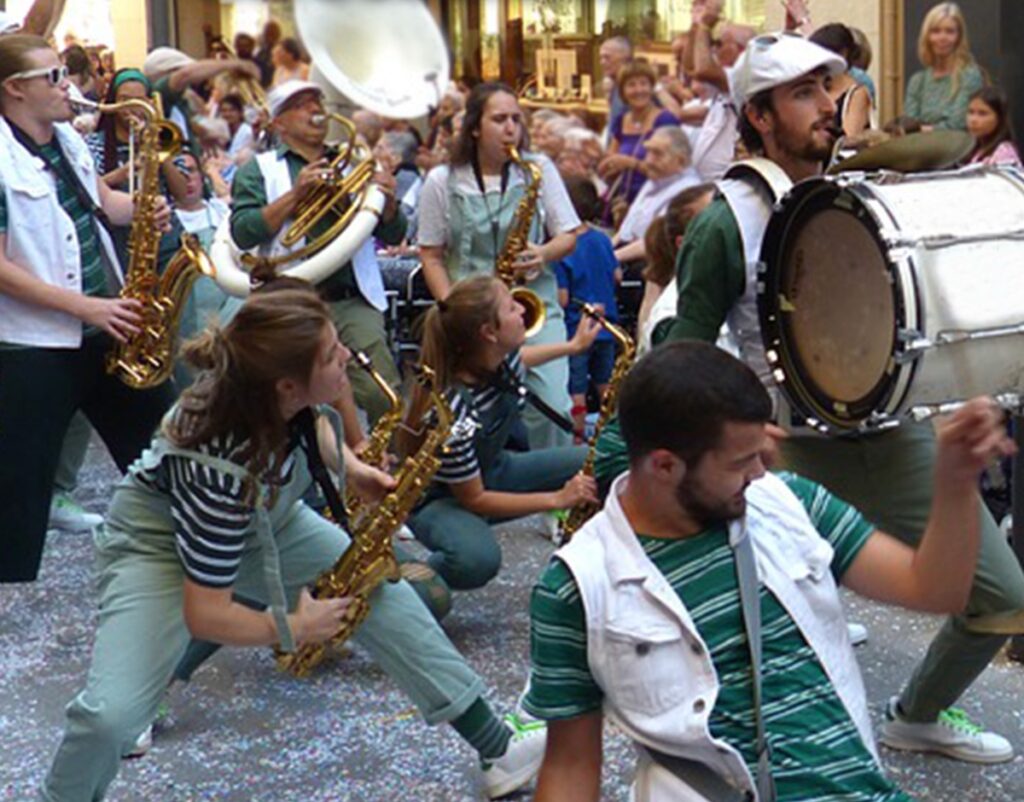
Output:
[861, 167, 1024, 416]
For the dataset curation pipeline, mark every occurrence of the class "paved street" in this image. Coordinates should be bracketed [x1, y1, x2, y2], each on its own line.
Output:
[3, 438, 1024, 801]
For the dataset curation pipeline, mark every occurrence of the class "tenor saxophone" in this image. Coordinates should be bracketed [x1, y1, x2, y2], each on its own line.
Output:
[277, 365, 453, 677]
[558, 304, 636, 543]
[77, 96, 215, 389]
[496, 145, 546, 337]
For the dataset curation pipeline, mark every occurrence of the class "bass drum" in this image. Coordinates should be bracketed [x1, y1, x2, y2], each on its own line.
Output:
[758, 166, 1024, 432]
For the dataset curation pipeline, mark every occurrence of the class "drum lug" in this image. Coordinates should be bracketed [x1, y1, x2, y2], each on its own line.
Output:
[894, 328, 930, 363]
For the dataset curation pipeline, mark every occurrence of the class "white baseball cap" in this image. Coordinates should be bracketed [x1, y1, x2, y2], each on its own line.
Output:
[729, 32, 846, 110]
[0, 11, 20, 35]
[142, 46, 196, 80]
[267, 79, 323, 118]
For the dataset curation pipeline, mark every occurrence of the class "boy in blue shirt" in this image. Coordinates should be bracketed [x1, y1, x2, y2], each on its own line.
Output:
[554, 177, 622, 440]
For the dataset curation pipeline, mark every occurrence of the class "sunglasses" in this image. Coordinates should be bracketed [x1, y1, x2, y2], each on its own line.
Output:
[6, 64, 69, 86]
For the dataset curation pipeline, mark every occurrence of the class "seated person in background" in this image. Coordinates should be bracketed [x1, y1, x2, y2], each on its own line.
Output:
[636, 183, 714, 355]
[553, 177, 622, 440]
[527, 340, 1012, 802]
[599, 59, 679, 225]
[613, 126, 700, 263]
[216, 91, 255, 181]
[535, 115, 581, 161]
[965, 86, 1022, 167]
[556, 127, 607, 196]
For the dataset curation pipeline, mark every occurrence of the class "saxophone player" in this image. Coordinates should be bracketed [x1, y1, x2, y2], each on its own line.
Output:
[229, 79, 404, 424]
[400, 275, 599, 602]
[417, 82, 585, 450]
[0, 35, 173, 583]
[41, 283, 548, 802]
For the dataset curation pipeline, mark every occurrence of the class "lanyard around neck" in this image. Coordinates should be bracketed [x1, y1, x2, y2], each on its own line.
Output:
[471, 156, 513, 256]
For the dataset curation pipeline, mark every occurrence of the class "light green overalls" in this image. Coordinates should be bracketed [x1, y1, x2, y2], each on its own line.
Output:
[41, 412, 485, 802]
[445, 161, 572, 449]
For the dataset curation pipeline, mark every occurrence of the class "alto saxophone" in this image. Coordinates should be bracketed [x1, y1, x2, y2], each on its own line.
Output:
[277, 365, 453, 677]
[559, 303, 636, 543]
[81, 96, 215, 389]
[496, 145, 546, 337]
[344, 350, 403, 519]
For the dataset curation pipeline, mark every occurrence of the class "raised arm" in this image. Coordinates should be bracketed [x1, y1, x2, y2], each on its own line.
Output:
[843, 398, 1014, 613]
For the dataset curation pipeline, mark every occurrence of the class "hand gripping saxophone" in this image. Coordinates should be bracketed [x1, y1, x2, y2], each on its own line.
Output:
[344, 350, 403, 519]
[558, 303, 636, 543]
[276, 365, 453, 677]
[76, 96, 216, 388]
[495, 145, 547, 338]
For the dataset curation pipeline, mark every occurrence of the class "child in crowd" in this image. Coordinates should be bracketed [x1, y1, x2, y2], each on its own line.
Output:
[966, 86, 1022, 167]
[553, 176, 621, 440]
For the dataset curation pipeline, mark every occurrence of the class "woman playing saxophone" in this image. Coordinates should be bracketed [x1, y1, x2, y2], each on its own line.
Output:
[417, 81, 586, 450]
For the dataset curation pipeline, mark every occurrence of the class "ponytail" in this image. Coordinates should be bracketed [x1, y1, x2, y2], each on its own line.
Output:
[397, 275, 504, 457]
[166, 284, 333, 503]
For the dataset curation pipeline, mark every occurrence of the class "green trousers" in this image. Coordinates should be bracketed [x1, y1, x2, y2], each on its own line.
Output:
[782, 422, 1024, 722]
[41, 502, 485, 801]
[329, 296, 400, 426]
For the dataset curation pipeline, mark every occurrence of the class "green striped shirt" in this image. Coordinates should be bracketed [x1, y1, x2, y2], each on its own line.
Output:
[527, 472, 909, 802]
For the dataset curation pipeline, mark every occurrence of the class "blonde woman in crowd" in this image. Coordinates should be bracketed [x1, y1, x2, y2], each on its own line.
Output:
[905, 2, 984, 131]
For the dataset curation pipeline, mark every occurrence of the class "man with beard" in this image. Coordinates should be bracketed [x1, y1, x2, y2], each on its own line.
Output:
[657, 31, 1024, 765]
[524, 341, 1011, 801]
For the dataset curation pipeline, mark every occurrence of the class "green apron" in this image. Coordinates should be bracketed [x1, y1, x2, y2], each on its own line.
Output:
[445, 162, 572, 449]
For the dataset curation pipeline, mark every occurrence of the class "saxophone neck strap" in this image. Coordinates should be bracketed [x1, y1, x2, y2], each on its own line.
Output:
[293, 407, 349, 528]
[493, 362, 576, 435]
[8, 121, 114, 233]
[471, 156, 512, 256]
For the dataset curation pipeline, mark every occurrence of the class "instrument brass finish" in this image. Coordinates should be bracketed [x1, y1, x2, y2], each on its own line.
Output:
[276, 365, 453, 677]
[558, 303, 636, 543]
[496, 145, 547, 339]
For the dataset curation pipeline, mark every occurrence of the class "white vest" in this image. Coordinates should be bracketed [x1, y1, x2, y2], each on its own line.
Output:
[558, 472, 878, 802]
[255, 150, 387, 311]
[0, 118, 122, 348]
[716, 159, 792, 386]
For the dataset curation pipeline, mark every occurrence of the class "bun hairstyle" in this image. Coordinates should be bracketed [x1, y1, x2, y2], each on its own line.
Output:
[169, 281, 333, 503]
[397, 274, 504, 457]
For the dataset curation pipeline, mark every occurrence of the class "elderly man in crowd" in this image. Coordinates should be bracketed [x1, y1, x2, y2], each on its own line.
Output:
[598, 35, 632, 122]
[613, 126, 699, 263]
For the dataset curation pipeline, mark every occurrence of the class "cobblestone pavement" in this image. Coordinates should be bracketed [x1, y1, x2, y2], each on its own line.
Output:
[2, 439, 1024, 801]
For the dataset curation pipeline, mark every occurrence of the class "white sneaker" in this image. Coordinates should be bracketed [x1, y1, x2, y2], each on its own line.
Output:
[481, 715, 547, 799]
[879, 697, 1013, 764]
[122, 724, 153, 759]
[49, 492, 102, 533]
[847, 622, 868, 647]
[539, 512, 562, 543]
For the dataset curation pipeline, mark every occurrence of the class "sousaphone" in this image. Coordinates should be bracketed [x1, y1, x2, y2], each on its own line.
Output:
[208, 0, 450, 296]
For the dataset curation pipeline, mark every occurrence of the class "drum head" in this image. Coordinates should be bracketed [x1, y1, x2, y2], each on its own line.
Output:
[760, 182, 901, 427]
[785, 208, 894, 401]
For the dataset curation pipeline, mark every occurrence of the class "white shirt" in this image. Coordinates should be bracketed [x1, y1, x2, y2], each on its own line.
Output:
[416, 152, 579, 248]
[175, 197, 229, 235]
[614, 167, 701, 245]
[691, 69, 738, 182]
